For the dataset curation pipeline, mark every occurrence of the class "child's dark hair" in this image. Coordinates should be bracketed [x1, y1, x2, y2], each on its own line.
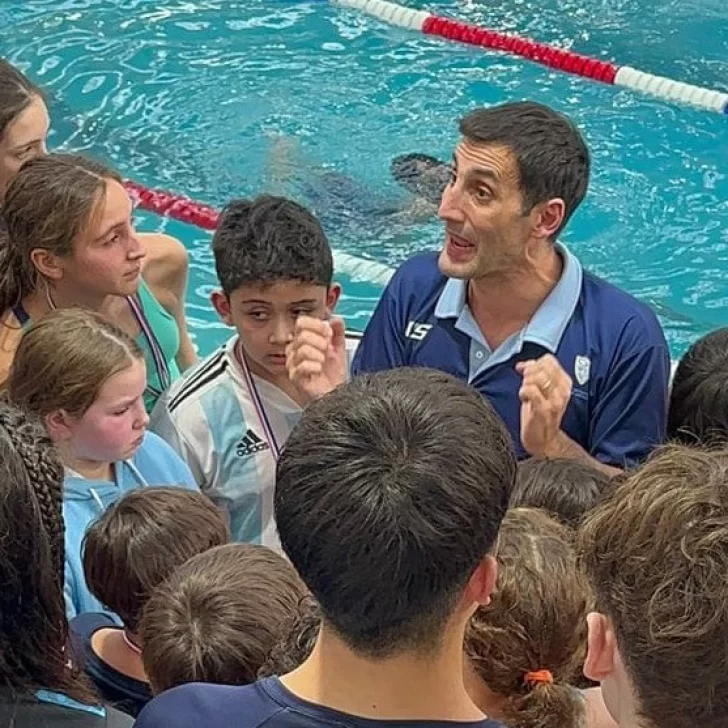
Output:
[668, 327, 728, 447]
[275, 367, 516, 658]
[511, 458, 612, 528]
[83, 488, 230, 631]
[258, 596, 322, 678]
[0, 401, 95, 704]
[466, 508, 591, 728]
[212, 195, 333, 296]
[140, 543, 307, 694]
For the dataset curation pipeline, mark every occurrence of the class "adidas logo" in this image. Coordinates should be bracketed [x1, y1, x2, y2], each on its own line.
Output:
[236, 429, 270, 457]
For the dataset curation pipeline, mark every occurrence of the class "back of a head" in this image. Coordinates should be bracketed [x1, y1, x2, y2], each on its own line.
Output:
[459, 101, 590, 236]
[466, 507, 590, 728]
[83, 487, 230, 631]
[668, 327, 728, 446]
[275, 367, 516, 657]
[0, 401, 92, 703]
[140, 543, 307, 694]
[8, 307, 143, 420]
[0, 153, 121, 312]
[512, 458, 612, 527]
[0, 59, 43, 141]
[580, 446, 728, 728]
[212, 195, 333, 296]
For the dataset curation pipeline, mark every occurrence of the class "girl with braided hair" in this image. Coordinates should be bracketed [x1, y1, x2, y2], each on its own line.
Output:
[7, 307, 198, 621]
[0, 400, 132, 727]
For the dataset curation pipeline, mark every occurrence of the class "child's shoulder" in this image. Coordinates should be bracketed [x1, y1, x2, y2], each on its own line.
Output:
[133, 432, 197, 486]
[160, 341, 235, 414]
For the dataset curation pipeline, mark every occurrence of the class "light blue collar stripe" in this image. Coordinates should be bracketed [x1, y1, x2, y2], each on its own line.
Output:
[434, 243, 582, 353]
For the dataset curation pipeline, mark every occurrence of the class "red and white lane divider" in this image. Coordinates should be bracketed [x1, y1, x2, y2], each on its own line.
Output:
[124, 180, 397, 284]
[330, 0, 728, 115]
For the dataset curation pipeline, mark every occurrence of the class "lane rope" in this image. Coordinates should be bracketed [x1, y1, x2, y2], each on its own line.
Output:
[125, 180, 397, 284]
[329, 0, 728, 115]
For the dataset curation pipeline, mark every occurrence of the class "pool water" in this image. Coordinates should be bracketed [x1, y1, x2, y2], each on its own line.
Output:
[2, 0, 726, 357]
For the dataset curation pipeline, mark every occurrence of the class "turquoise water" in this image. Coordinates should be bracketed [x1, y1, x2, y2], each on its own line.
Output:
[2, 0, 726, 357]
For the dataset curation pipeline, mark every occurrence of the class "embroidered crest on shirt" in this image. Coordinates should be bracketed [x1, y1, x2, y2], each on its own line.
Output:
[574, 355, 591, 386]
[236, 428, 270, 457]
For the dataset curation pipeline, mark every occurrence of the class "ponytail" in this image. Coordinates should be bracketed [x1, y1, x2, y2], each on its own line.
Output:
[504, 680, 584, 728]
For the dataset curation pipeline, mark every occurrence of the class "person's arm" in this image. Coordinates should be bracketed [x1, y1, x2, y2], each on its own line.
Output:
[350, 270, 408, 375]
[141, 233, 197, 371]
[518, 338, 669, 473]
[517, 355, 622, 476]
[586, 342, 670, 468]
[149, 403, 206, 489]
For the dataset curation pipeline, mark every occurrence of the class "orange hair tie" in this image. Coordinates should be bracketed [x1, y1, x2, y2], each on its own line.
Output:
[524, 670, 553, 686]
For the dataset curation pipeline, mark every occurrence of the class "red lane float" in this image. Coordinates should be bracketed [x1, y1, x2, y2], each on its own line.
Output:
[330, 0, 728, 114]
[124, 180, 220, 230]
[422, 16, 617, 84]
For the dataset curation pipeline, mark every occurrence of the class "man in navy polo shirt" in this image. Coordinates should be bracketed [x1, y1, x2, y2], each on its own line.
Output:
[287, 101, 669, 472]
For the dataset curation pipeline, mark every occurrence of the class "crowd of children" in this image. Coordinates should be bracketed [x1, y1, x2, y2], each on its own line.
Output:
[2, 55, 728, 728]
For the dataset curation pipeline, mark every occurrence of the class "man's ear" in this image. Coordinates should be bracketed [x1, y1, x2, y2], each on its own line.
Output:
[531, 198, 566, 241]
[584, 612, 618, 682]
[326, 283, 342, 313]
[211, 291, 233, 327]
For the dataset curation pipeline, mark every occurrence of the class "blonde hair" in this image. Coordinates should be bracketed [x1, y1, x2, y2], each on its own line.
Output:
[465, 508, 590, 728]
[7, 308, 143, 418]
[0, 153, 122, 313]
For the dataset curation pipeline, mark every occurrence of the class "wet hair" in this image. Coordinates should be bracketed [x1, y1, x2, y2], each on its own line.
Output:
[390, 153, 450, 205]
[580, 446, 728, 728]
[7, 307, 143, 420]
[257, 596, 322, 678]
[0, 401, 95, 704]
[275, 367, 516, 658]
[459, 102, 590, 237]
[466, 508, 590, 728]
[0, 58, 43, 143]
[83, 488, 230, 632]
[668, 327, 728, 446]
[511, 458, 612, 528]
[140, 543, 308, 694]
[212, 195, 333, 296]
[0, 153, 122, 313]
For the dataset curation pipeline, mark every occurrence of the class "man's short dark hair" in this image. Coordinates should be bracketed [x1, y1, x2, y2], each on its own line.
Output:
[212, 195, 333, 296]
[459, 101, 590, 237]
[511, 458, 613, 528]
[668, 327, 728, 447]
[275, 368, 516, 658]
[83, 488, 230, 631]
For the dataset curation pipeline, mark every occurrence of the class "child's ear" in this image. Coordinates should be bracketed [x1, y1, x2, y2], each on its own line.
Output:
[326, 283, 342, 313]
[584, 612, 617, 683]
[211, 291, 233, 327]
[45, 410, 74, 442]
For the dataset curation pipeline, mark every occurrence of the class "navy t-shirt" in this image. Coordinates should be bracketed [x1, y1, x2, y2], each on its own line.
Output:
[135, 676, 505, 728]
[70, 613, 152, 717]
[0, 688, 133, 727]
[352, 250, 670, 467]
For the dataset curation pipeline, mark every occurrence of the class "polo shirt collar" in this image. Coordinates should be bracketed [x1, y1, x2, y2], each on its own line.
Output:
[434, 243, 583, 353]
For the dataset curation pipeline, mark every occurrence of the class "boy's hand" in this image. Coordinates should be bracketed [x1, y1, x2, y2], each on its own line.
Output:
[286, 316, 347, 403]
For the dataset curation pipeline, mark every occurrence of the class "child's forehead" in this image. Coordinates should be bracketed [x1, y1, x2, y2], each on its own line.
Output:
[232, 279, 328, 302]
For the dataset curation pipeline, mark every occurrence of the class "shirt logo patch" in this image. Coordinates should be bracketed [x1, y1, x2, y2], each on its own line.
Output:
[236, 429, 270, 457]
[404, 320, 433, 342]
[574, 355, 591, 386]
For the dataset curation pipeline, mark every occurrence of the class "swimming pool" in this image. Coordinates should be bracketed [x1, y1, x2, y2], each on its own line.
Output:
[2, 0, 726, 357]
